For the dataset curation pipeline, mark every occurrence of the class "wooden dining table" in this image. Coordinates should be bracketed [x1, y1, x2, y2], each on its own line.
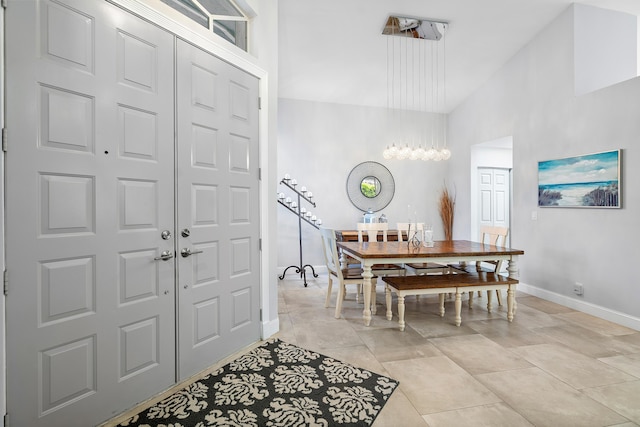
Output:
[336, 240, 525, 326]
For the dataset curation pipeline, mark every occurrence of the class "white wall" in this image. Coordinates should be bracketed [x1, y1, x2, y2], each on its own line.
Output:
[246, 0, 280, 337]
[574, 4, 637, 96]
[449, 4, 640, 329]
[277, 99, 449, 271]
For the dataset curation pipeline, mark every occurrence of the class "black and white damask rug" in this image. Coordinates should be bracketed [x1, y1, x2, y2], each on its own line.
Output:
[116, 339, 399, 427]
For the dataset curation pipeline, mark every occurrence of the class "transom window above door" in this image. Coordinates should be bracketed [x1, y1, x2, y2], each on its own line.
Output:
[160, 0, 250, 51]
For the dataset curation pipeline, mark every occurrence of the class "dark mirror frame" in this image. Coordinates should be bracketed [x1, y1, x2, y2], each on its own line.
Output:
[360, 176, 382, 198]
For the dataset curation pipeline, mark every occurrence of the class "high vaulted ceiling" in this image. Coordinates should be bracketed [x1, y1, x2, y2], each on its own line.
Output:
[278, 0, 640, 113]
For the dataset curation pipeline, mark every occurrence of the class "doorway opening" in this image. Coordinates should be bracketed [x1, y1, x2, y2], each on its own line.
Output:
[470, 136, 513, 246]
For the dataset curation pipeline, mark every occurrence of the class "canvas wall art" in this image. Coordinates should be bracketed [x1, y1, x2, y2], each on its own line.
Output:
[538, 149, 621, 208]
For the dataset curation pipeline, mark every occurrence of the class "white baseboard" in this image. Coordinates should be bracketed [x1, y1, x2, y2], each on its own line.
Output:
[261, 317, 280, 339]
[518, 282, 640, 332]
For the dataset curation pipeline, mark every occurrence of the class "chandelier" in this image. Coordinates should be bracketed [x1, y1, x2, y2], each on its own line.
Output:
[381, 16, 451, 161]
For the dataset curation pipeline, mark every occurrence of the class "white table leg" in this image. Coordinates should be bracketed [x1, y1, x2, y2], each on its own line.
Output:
[438, 293, 445, 317]
[362, 264, 373, 326]
[507, 257, 519, 319]
[398, 294, 406, 331]
[486, 290, 493, 313]
[507, 286, 515, 322]
[371, 280, 377, 315]
[339, 250, 346, 269]
[385, 286, 392, 320]
[455, 290, 462, 326]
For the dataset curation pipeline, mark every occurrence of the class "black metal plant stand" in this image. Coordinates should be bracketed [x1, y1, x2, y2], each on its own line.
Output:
[277, 177, 321, 287]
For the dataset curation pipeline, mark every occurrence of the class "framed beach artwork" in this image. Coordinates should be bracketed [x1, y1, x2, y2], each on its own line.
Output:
[538, 149, 621, 208]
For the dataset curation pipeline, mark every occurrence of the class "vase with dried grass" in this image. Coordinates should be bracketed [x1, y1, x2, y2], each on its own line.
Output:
[439, 185, 456, 241]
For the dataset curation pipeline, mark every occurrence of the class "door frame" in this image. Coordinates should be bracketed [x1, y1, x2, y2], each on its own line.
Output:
[476, 167, 512, 248]
[1, 5, 6, 423]
[470, 137, 513, 243]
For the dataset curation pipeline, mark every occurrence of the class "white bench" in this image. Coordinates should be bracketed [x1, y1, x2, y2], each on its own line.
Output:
[382, 267, 519, 331]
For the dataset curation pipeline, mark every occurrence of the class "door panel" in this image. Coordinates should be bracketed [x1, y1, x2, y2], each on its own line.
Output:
[494, 170, 509, 227]
[176, 40, 260, 380]
[6, 0, 175, 425]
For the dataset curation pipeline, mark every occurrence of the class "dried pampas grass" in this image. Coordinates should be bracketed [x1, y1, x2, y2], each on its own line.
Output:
[439, 185, 456, 241]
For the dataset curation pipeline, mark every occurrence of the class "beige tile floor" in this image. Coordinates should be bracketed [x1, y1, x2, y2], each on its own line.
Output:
[275, 273, 640, 427]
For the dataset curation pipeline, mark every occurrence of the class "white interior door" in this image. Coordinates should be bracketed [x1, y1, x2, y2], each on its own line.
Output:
[175, 39, 261, 380]
[5, 0, 176, 425]
[478, 168, 511, 246]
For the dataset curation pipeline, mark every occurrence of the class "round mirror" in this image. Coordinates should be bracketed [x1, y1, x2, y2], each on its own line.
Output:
[360, 176, 381, 198]
[346, 161, 395, 212]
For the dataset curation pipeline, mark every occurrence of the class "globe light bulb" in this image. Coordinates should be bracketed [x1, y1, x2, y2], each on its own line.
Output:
[389, 144, 399, 158]
[424, 147, 437, 161]
[398, 144, 411, 160]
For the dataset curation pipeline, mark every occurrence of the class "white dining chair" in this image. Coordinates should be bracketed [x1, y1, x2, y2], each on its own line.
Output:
[320, 228, 378, 318]
[478, 226, 509, 306]
[357, 223, 406, 277]
[449, 225, 510, 307]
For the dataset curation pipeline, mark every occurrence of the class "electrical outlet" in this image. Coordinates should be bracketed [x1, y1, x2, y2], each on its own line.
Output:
[573, 282, 584, 296]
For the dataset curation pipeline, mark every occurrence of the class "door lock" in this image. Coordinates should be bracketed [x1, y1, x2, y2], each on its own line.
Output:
[181, 228, 190, 238]
[161, 230, 172, 240]
[181, 248, 204, 258]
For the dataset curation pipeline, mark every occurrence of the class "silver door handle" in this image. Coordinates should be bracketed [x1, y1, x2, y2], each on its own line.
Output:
[154, 250, 174, 261]
[181, 248, 204, 258]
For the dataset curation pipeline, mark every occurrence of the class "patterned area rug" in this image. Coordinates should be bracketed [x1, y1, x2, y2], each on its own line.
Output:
[116, 338, 399, 427]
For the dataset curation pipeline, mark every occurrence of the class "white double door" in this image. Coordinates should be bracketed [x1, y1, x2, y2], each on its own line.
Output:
[5, 1, 260, 426]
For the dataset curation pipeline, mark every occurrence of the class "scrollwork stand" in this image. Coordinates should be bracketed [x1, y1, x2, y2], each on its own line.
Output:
[277, 178, 321, 287]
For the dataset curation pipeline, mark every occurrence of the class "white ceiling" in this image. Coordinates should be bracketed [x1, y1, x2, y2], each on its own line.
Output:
[278, 0, 640, 113]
